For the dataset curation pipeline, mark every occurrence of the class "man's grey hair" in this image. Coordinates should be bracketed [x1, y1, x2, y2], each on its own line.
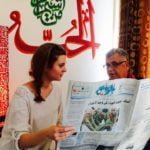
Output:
[106, 48, 129, 61]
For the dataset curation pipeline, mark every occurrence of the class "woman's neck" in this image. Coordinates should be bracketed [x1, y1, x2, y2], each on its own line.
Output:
[41, 81, 53, 99]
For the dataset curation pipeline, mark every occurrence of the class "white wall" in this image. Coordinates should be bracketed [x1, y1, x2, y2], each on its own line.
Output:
[0, 0, 120, 102]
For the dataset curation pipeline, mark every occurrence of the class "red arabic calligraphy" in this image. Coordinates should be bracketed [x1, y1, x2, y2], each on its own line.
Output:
[43, 29, 52, 41]
[62, 0, 100, 58]
[8, 11, 38, 54]
[8, 0, 100, 58]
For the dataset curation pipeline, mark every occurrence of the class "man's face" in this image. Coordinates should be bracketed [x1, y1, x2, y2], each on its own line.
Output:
[106, 53, 129, 80]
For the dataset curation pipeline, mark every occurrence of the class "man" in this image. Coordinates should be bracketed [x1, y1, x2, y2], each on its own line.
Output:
[105, 48, 135, 80]
[96, 48, 149, 150]
[97, 48, 130, 150]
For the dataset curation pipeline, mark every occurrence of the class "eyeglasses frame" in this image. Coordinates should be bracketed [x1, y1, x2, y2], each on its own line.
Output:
[103, 61, 127, 68]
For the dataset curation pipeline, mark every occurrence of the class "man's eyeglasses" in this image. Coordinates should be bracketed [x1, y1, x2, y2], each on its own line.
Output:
[103, 61, 127, 68]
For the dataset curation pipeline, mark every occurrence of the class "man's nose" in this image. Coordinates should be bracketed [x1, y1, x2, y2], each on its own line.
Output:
[107, 66, 115, 71]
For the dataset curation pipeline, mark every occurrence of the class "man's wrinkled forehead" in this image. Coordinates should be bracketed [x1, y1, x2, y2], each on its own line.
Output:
[106, 53, 128, 62]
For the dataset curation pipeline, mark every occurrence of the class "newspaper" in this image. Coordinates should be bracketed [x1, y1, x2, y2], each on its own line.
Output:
[58, 78, 150, 150]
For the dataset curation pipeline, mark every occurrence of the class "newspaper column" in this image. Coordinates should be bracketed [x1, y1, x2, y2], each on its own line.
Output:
[0, 25, 9, 134]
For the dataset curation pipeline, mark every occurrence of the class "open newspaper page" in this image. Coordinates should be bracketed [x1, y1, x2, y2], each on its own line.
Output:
[117, 78, 150, 150]
[58, 78, 142, 150]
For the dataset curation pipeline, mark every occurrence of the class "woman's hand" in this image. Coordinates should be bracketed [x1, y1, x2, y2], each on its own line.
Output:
[47, 125, 76, 141]
[18, 125, 76, 149]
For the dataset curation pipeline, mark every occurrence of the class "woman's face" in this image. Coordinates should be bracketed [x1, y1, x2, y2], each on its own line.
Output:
[46, 55, 67, 81]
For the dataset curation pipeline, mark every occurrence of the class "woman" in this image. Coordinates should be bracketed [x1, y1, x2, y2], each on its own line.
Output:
[0, 43, 76, 150]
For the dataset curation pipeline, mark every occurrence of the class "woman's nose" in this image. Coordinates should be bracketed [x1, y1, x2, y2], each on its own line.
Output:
[63, 66, 67, 72]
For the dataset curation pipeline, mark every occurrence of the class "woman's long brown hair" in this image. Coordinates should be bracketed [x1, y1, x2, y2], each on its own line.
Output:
[29, 43, 66, 103]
